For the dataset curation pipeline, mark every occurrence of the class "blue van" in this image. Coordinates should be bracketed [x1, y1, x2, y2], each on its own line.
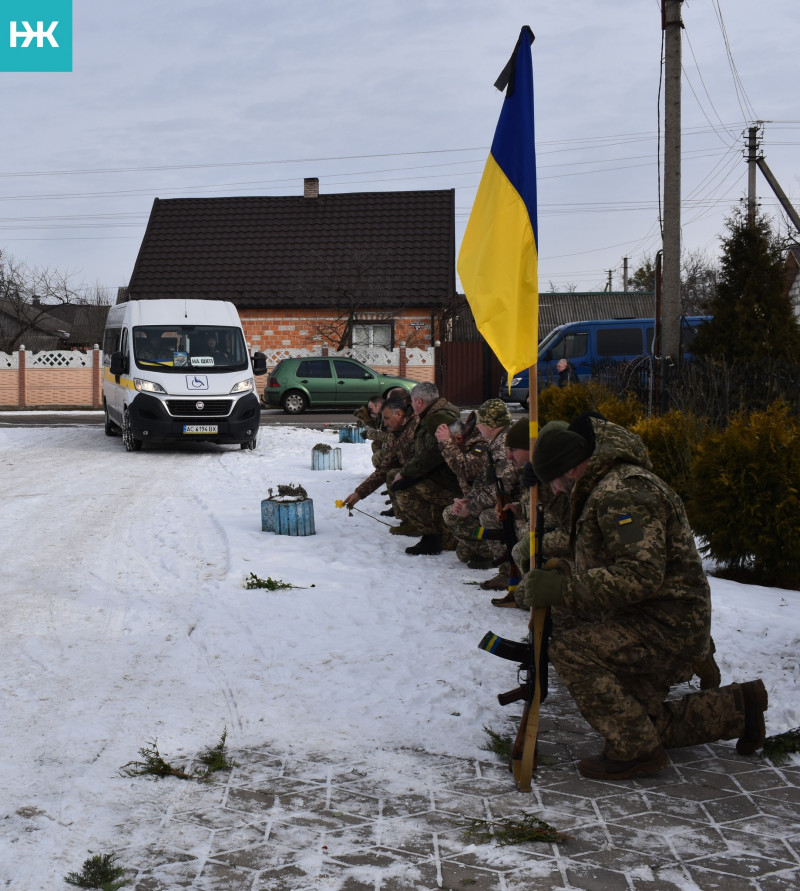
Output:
[499, 316, 710, 409]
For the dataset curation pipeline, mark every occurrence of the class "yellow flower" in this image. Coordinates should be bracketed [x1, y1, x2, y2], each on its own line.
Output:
[335, 499, 344, 508]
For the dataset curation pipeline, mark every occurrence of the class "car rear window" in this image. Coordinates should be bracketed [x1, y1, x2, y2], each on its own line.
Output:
[297, 359, 332, 378]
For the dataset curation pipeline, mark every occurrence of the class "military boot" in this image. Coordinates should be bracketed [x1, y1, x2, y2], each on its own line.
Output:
[405, 534, 443, 556]
[736, 679, 768, 755]
[692, 636, 721, 690]
[578, 746, 669, 781]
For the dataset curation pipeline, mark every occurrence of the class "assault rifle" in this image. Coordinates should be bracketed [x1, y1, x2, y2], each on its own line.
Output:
[478, 500, 552, 788]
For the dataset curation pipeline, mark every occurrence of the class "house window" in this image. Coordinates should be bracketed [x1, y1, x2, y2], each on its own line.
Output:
[352, 322, 393, 349]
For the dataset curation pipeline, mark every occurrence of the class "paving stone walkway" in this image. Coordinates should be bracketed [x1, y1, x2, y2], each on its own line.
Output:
[121, 681, 800, 891]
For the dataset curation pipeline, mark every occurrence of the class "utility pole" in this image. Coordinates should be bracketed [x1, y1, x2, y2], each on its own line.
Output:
[662, 0, 683, 361]
[747, 125, 759, 229]
[623, 257, 629, 292]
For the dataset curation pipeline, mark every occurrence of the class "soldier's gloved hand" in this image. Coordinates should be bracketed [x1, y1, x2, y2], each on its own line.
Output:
[523, 569, 566, 608]
[521, 461, 539, 489]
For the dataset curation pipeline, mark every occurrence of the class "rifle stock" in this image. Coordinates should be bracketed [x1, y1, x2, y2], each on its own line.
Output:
[509, 499, 551, 791]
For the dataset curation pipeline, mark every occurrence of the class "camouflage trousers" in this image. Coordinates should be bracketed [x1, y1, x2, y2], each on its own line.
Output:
[550, 620, 744, 760]
[387, 470, 459, 536]
[442, 505, 506, 563]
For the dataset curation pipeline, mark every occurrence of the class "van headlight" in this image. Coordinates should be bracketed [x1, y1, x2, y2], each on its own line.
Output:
[230, 378, 254, 394]
[134, 378, 166, 393]
[510, 376, 523, 386]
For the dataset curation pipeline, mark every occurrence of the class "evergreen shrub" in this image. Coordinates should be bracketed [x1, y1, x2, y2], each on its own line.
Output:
[633, 410, 708, 502]
[539, 382, 643, 428]
[688, 401, 800, 586]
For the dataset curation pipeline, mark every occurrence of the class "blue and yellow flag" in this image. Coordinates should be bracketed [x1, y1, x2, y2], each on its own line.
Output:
[457, 26, 538, 379]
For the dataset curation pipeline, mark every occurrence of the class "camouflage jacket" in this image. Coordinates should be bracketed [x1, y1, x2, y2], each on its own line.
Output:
[400, 397, 461, 493]
[353, 404, 385, 443]
[355, 409, 419, 500]
[563, 416, 710, 653]
[438, 427, 488, 496]
[465, 428, 520, 515]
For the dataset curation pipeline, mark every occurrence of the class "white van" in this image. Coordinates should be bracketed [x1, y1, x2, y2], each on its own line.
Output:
[102, 299, 267, 451]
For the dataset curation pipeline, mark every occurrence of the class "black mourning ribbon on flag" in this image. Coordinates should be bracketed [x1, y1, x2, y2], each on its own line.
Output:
[493, 25, 535, 96]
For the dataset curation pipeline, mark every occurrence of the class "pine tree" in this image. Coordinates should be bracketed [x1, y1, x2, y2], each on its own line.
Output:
[692, 210, 800, 362]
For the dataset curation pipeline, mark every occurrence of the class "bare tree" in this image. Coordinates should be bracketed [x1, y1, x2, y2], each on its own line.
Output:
[0, 250, 84, 352]
[681, 249, 718, 315]
[629, 250, 718, 315]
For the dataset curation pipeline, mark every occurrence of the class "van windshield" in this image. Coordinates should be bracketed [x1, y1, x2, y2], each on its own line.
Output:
[133, 326, 248, 372]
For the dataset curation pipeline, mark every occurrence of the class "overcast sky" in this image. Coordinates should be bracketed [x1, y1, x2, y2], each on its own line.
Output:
[2, 0, 798, 298]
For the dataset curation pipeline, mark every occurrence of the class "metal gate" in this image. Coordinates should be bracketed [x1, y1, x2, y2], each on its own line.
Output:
[436, 341, 503, 407]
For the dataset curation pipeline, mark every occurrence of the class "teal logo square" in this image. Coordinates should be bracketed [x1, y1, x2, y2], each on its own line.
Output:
[0, 1, 72, 72]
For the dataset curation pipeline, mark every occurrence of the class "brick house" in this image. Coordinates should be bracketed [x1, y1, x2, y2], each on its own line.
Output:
[125, 180, 457, 377]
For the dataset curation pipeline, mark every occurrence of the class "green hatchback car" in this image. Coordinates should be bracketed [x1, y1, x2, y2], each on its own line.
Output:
[264, 356, 417, 414]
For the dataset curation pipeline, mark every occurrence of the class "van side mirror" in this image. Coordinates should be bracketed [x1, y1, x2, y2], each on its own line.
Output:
[252, 352, 267, 375]
[110, 351, 127, 377]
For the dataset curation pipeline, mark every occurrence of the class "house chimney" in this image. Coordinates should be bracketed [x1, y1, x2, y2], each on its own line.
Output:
[304, 177, 319, 198]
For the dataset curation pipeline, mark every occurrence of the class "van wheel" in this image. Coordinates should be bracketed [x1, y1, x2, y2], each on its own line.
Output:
[103, 402, 119, 436]
[240, 437, 257, 450]
[521, 394, 529, 410]
[122, 411, 142, 452]
[281, 390, 307, 414]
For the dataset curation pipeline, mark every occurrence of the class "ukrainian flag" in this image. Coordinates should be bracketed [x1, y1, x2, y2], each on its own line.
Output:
[457, 26, 538, 379]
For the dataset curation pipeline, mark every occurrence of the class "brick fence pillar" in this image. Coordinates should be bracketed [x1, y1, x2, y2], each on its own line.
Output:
[92, 347, 102, 407]
[18, 347, 26, 408]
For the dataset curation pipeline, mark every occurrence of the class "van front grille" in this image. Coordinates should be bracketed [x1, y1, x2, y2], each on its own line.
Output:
[166, 399, 233, 417]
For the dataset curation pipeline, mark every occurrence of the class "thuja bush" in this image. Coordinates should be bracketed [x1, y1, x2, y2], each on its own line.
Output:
[633, 410, 708, 502]
[596, 391, 645, 428]
[539, 382, 644, 428]
[538, 382, 594, 424]
[688, 402, 800, 586]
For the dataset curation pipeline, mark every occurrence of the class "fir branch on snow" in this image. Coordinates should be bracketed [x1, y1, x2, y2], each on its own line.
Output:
[119, 738, 194, 780]
[762, 726, 800, 764]
[120, 730, 238, 782]
[243, 572, 298, 590]
[480, 725, 514, 762]
[463, 813, 571, 846]
[196, 727, 239, 776]
[64, 851, 129, 889]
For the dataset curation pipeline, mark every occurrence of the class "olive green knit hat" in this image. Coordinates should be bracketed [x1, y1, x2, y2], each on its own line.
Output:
[532, 426, 593, 482]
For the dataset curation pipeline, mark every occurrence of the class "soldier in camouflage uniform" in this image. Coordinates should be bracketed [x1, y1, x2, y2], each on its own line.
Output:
[436, 411, 487, 497]
[388, 382, 461, 555]
[524, 413, 768, 780]
[342, 397, 418, 511]
[353, 395, 390, 468]
[443, 398, 519, 568]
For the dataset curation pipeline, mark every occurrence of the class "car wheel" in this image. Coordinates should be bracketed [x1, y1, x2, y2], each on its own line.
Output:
[281, 390, 307, 414]
[103, 401, 118, 436]
[122, 410, 142, 452]
[240, 437, 257, 450]
[521, 394, 529, 411]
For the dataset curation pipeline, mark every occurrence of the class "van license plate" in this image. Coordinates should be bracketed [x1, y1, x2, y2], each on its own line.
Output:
[183, 424, 218, 434]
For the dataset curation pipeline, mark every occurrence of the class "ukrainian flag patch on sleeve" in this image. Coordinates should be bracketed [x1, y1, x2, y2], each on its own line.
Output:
[615, 512, 643, 545]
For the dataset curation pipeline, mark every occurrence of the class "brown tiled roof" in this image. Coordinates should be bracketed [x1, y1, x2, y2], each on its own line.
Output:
[127, 190, 456, 309]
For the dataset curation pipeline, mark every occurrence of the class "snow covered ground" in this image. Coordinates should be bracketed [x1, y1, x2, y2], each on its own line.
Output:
[1, 423, 798, 889]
